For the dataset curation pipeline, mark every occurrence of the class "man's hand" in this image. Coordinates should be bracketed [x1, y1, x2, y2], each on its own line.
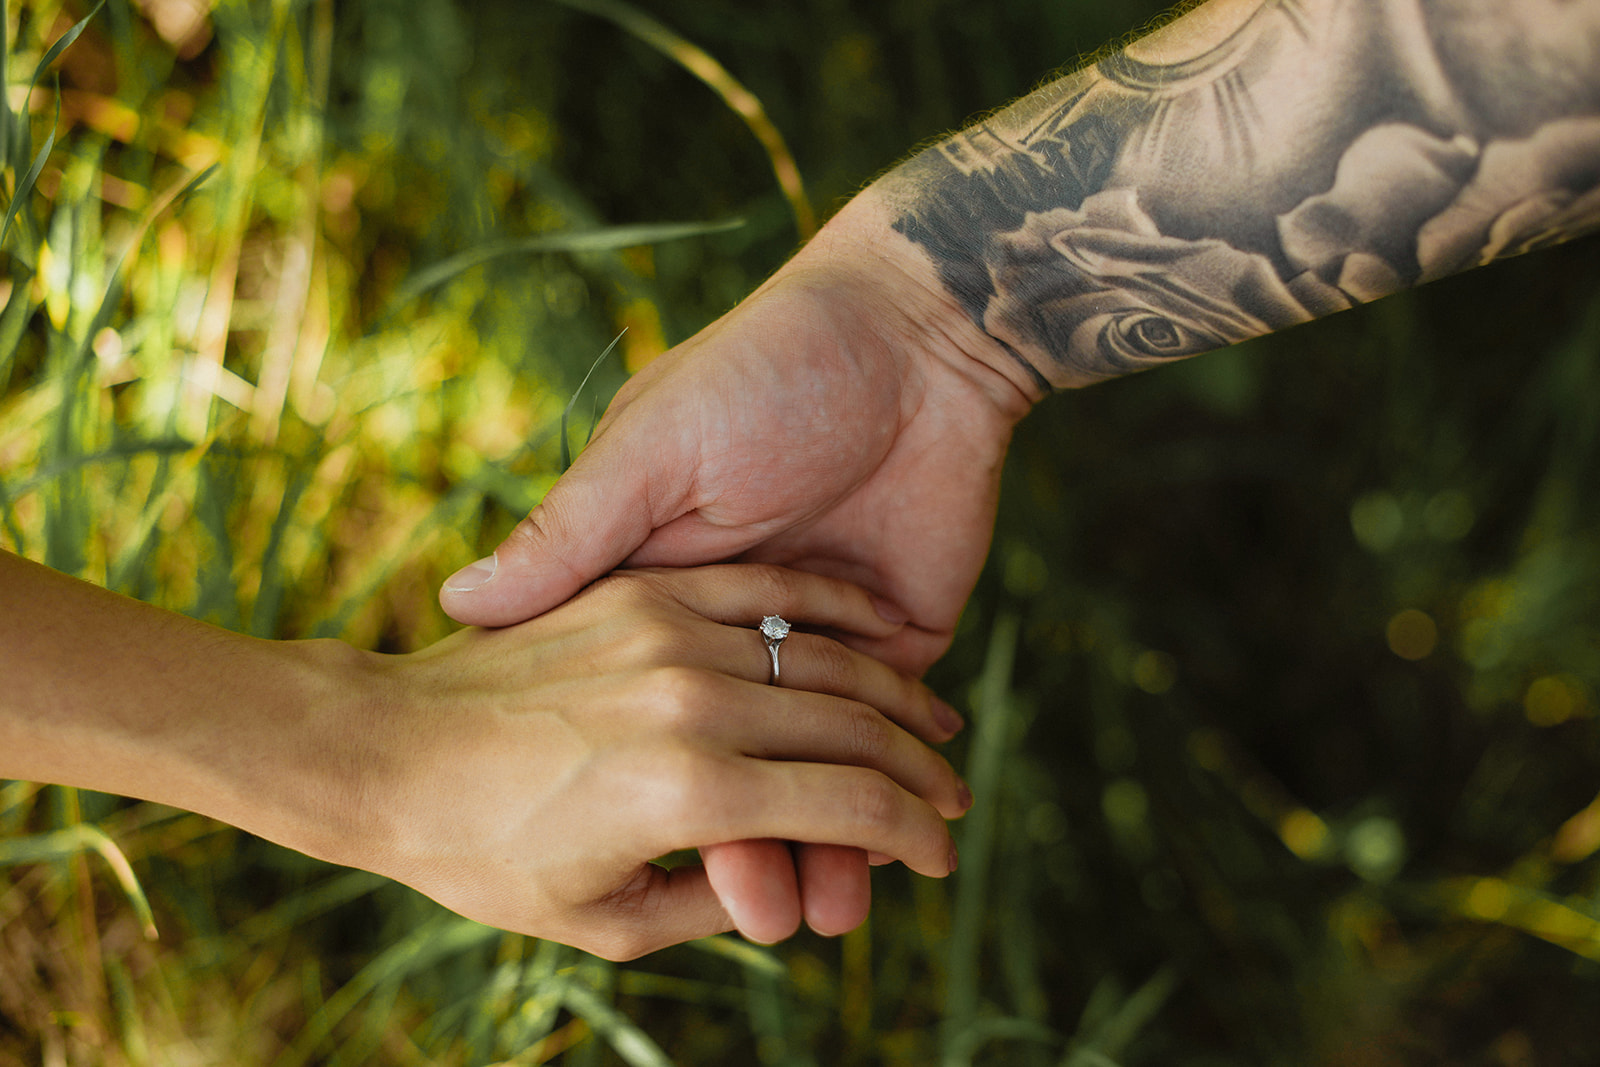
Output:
[438, 194, 1035, 676]
[436, 195, 1032, 941]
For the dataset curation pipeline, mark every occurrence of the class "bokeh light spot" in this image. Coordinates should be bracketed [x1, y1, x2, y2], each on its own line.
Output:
[1102, 778, 1149, 830]
[1524, 675, 1589, 726]
[1351, 491, 1403, 552]
[1386, 609, 1438, 660]
[1001, 542, 1049, 598]
[1465, 877, 1513, 921]
[1346, 815, 1405, 882]
[1278, 808, 1331, 860]
[1552, 801, 1600, 863]
[1132, 650, 1177, 694]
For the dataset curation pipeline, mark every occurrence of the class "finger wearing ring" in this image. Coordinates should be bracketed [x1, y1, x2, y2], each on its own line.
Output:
[760, 614, 791, 684]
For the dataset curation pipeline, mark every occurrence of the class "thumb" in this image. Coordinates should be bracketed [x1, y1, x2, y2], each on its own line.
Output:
[700, 840, 802, 945]
[574, 864, 737, 961]
[439, 442, 662, 627]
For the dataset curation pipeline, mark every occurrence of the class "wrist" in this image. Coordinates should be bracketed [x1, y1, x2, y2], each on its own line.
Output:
[168, 635, 387, 868]
[789, 185, 1045, 424]
[0, 554, 385, 868]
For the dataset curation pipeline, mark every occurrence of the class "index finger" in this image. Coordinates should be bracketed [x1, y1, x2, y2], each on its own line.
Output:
[650, 758, 958, 882]
[629, 563, 909, 641]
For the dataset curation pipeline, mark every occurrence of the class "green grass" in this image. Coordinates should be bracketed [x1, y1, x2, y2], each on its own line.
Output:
[5, 0, 1600, 1063]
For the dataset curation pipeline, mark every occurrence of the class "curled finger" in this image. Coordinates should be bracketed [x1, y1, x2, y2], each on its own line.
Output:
[656, 757, 958, 881]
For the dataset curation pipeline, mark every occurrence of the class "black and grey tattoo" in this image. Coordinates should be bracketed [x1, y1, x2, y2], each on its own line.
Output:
[886, 0, 1600, 387]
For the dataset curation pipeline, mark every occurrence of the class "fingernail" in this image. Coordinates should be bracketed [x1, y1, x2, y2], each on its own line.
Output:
[932, 698, 964, 735]
[443, 553, 497, 592]
[948, 841, 960, 874]
[870, 595, 910, 626]
[956, 779, 973, 812]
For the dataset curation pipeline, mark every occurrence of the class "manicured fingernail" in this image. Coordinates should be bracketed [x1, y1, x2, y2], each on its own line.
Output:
[948, 841, 960, 874]
[870, 595, 910, 626]
[443, 553, 497, 592]
[932, 698, 964, 735]
[956, 779, 973, 812]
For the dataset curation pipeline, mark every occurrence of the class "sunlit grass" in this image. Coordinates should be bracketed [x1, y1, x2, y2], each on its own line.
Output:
[0, 0, 784, 1060]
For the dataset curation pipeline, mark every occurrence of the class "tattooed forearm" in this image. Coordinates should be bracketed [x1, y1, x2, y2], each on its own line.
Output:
[883, 0, 1600, 388]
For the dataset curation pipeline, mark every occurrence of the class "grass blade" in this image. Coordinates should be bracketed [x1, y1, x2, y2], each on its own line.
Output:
[247, 456, 318, 638]
[7, 438, 196, 498]
[943, 611, 1021, 1066]
[0, 0, 10, 171]
[0, 824, 157, 940]
[1062, 967, 1179, 1067]
[382, 219, 743, 319]
[561, 330, 625, 471]
[309, 486, 481, 639]
[686, 934, 786, 979]
[496, 940, 572, 1053]
[0, 94, 57, 252]
[274, 916, 500, 1067]
[548, 0, 815, 239]
[561, 984, 675, 1067]
[26, 2, 106, 92]
[944, 1017, 1061, 1064]
[0, 263, 37, 395]
[233, 870, 389, 947]
[1, 1, 104, 248]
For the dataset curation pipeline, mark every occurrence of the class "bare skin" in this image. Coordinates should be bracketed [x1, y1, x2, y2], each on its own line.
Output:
[0, 552, 967, 960]
[439, 0, 1600, 941]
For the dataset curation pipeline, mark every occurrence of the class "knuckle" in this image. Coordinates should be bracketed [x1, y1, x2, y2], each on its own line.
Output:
[805, 637, 857, 694]
[502, 505, 579, 585]
[842, 772, 903, 835]
[637, 746, 719, 827]
[837, 702, 891, 766]
[642, 666, 720, 732]
[588, 571, 654, 611]
[503, 510, 548, 554]
[616, 616, 688, 666]
[747, 563, 800, 610]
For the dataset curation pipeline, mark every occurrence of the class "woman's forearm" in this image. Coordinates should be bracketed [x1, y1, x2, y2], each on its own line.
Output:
[871, 0, 1600, 389]
[0, 549, 362, 859]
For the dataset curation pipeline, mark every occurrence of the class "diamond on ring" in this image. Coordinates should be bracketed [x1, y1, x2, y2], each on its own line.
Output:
[760, 614, 790, 684]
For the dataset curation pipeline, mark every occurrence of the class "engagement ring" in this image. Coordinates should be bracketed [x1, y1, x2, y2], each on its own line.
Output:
[760, 615, 790, 684]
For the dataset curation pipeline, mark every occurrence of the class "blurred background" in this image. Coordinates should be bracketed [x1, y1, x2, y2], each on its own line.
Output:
[3, 0, 1599, 1063]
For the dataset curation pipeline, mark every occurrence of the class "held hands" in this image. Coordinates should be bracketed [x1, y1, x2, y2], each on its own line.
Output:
[432, 196, 1029, 946]
[336, 565, 969, 961]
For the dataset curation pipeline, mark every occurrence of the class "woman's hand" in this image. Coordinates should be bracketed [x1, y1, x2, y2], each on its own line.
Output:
[3, 552, 960, 961]
[336, 565, 969, 960]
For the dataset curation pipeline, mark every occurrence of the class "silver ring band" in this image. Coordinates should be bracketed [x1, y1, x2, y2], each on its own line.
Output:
[759, 615, 790, 685]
